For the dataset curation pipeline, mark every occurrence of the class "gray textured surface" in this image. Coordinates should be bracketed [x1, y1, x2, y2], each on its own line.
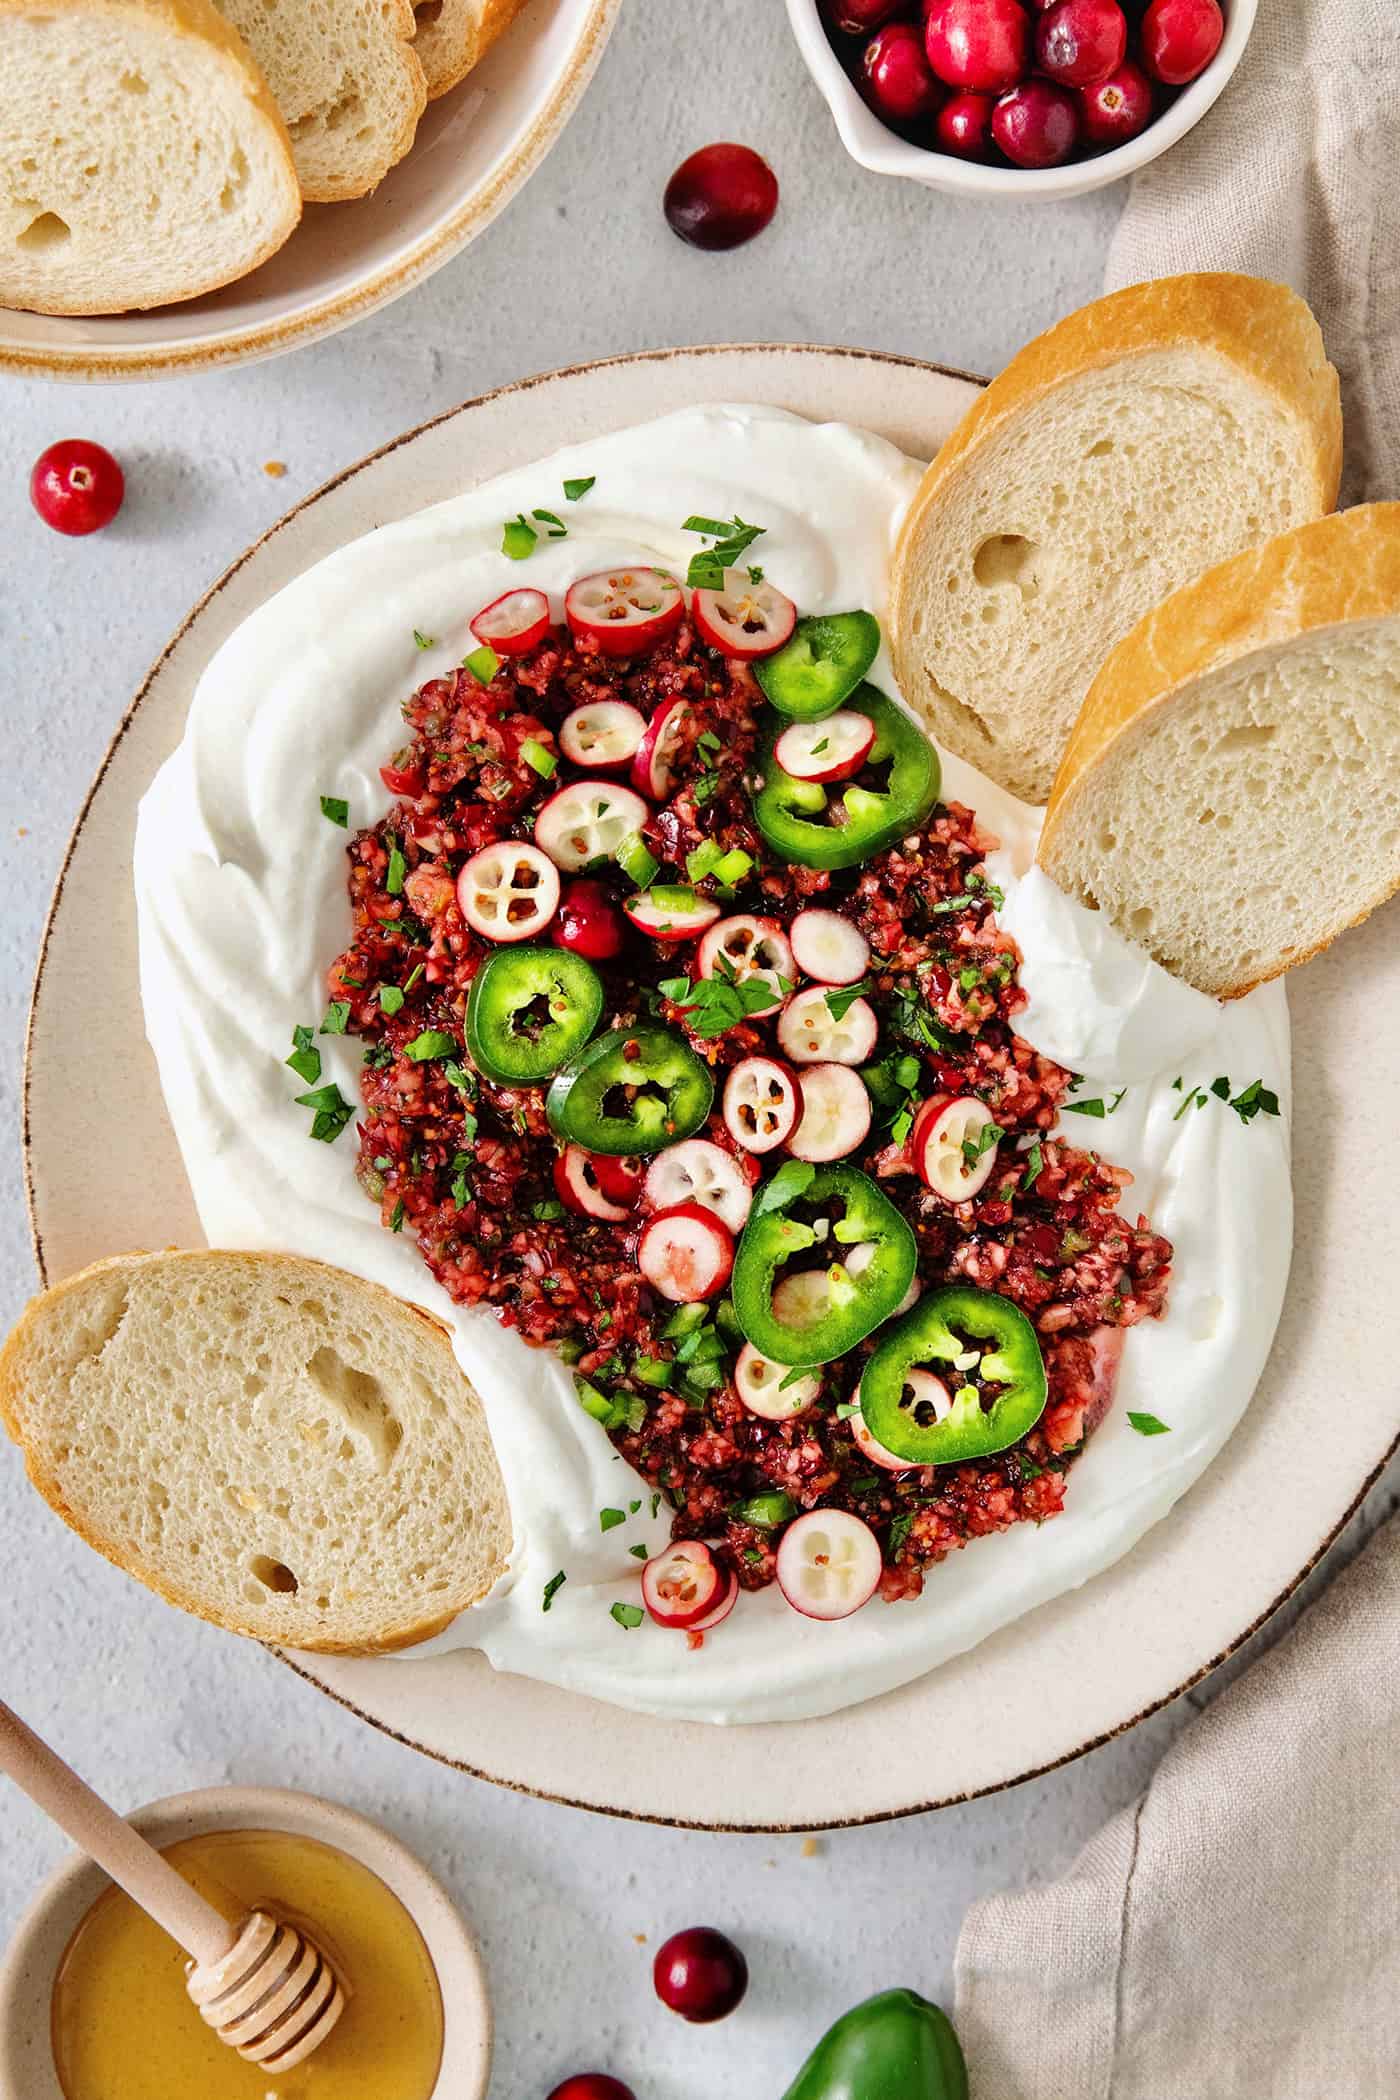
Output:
[0, 3, 1395, 2094]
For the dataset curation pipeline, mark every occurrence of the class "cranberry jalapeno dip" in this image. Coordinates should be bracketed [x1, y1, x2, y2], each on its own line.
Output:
[326, 564, 1172, 1633]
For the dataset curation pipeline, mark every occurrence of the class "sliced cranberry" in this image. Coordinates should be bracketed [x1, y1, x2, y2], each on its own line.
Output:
[591, 1153, 644, 1206]
[637, 1204, 734, 1302]
[642, 1542, 722, 1628]
[30, 439, 124, 536]
[861, 21, 942, 125]
[935, 90, 996, 158]
[653, 1928, 749, 2023]
[553, 878, 626, 962]
[924, 0, 1029, 92]
[993, 78, 1080, 165]
[470, 586, 551, 657]
[1035, 0, 1126, 86]
[664, 144, 778, 251]
[554, 1146, 631, 1223]
[1079, 58, 1154, 143]
[565, 569, 684, 659]
[1139, 0, 1222, 84]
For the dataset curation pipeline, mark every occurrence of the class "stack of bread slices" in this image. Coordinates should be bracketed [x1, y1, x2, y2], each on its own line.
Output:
[0, 0, 529, 314]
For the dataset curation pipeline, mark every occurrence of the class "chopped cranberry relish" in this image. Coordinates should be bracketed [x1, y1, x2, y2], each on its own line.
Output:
[326, 608, 1171, 1607]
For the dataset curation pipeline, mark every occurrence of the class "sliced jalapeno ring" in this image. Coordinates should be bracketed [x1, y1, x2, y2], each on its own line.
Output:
[751, 685, 940, 872]
[755, 610, 881, 721]
[465, 945, 604, 1086]
[859, 1283, 1048, 1465]
[546, 1024, 715, 1156]
[732, 1162, 916, 1368]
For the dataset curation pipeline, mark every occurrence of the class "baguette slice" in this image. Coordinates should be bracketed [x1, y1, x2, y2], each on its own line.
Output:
[0, 1251, 511, 1654]
[889, 275, 1343, 805]
[0, 0, 300, 316]
[1038, 504, 1400, 999]
[215, 0, 426, 203]
[413, 0, 528, 99]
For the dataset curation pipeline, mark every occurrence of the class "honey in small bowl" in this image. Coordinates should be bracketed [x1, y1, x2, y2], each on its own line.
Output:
[51, 1829, 444, 2100]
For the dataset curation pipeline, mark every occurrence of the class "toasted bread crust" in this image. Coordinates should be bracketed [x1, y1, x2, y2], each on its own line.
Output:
[1039, 503, 1400, 998]
[0, 1248, 508, 1654]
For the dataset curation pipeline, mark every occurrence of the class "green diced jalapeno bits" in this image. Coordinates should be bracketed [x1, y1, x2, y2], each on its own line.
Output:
[751, 685, 939, 872]
[732, 1162, 916, 1368]
[755, 610, 881, 721]
[859, 1283, 1047, 1465]
[465, 946, 603, 1087]
[546, 1025, 714, 1156]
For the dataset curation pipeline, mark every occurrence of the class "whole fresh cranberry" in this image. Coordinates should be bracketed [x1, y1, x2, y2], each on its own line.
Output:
[1139, 0, 1223, 84]
[663, 144, 778, 251]
[993, 78, 1080, 165]
[825, 0, 902, 32]
[547, 2080, 635, 2100]
[29, 439, 124, 536]
[936, 90, 996, 158]
[1035, 0, 1126, 85]
[924, 0, 1029, 92]
[1079, 57, 1154, 143]
[653, 1927, 749, 2024]
[554, 878, 627, 962]
[861, 21, 942, 125]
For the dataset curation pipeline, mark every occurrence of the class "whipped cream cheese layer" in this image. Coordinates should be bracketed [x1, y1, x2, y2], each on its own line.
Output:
[134, 405, 1292, 1724]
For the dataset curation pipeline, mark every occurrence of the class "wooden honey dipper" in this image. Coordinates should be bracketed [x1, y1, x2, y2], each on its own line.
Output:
[0, 1698, 347, 2071]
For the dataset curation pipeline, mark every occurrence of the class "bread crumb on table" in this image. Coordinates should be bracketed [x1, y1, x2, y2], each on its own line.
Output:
[801, 1837, 823, 1859]
[263, 460, 287, 478]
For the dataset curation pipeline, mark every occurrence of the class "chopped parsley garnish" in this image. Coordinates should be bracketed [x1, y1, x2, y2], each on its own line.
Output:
[320, 1001, 350, 1036]
[443, 1061, 475, 1094]
[405, 1029, 456, 1062]
[563, 475, 595, 502]
[412, 629, 435, 650]
[533, 1197, 565, 1221]
[502, 513, 537, 561]
[835, 1400, 862, 1420]
[629, 1499, 641, 1514]
[599, 1507, 626, 1533]
[378, 985, 405, 1016]
[542, 1569, 567, 1611]
[754, 1159, 816, 1215]
[610, 1602, 644, 1631]
[285, 1025, 321, 1086]
[628, 1543, 649, 1561]
[1065, 1097, 1107, 1118]
[1021, 1140, 1044, 1192]
[810, 737, 829, 757]
[294, 1081, 354, 1143]
[531, 507, 567, 539]
[520, 737, 557, 779]
[650, 1492, 663, 1520]
[385, 841, 406, 895]
[462, 644, 500, 684]
[319, 795, 348, 828]
[1225, 1077, 1281, 1124]
[961, 1121, 1004, 1169]
[825, 981, 872, 1023]
[682, 512, 767, 590]
[658, 968, 784, 1040]
[1128, 1411, 1171, 1436]
[389, 1196, 405, 1232]
[887, 1511, 916, 1559]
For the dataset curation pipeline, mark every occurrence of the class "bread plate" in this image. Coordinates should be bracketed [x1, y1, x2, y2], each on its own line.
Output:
[24, 345, 1400, 1828]
[0, 0, 618, 383]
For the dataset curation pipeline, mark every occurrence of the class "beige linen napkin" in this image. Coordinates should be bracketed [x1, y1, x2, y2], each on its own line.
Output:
[955, 1516, 1400, 2095]
[1105, 0, 1400, 500]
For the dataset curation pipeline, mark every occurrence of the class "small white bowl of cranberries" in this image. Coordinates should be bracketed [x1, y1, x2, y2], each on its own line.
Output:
[787, 0, 1257, 199]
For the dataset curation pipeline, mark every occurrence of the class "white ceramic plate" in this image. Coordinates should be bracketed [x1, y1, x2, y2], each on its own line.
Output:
[0, 0, 619, 383]
[24, 346, 1400, 1828]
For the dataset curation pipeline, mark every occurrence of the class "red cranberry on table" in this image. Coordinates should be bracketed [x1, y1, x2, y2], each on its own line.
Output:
[825, 0, 902, 31]
[1079, 57, 1154, 143]
[663, 143, 778, 251]
[29, 439, 124, 536]
[993, 78, 1080, 165]
[924, 0, 1029, 93]
[1139, 0, 1223, 83]
[861, 21, 942, 126]
[553, 878, 627, 962]
[1035, 0, 1127, 86]
[936, 90, 996, 158]
[653, 1927, 749, 2024]
[547, 2080, 635, 2100]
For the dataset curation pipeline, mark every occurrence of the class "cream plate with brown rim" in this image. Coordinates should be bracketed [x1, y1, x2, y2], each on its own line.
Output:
[0, 0, 619, 383]
[23, 346, 1400, 1828]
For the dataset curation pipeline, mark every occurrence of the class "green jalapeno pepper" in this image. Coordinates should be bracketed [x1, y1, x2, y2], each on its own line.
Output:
[755, 609, 881, 720]
[546, 1024, 714, 1156]
[780, 1989, 968, 2100]
[732, 1161, 916, 1368]
[860, 1282, 1047, 1465]
[751, 685, 940, 871]
[465, 945, 603, 1087]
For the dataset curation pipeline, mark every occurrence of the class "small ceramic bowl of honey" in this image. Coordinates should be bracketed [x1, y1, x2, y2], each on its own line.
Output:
[0, 1786, 491, 2100]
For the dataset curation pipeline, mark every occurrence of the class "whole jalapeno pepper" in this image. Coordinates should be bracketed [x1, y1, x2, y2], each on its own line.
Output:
[751, 685, 939, 871]
[860, 1282, 1048, 1464]
[780, 1988, 969, 2100]
[731, 1161, 916, 1368]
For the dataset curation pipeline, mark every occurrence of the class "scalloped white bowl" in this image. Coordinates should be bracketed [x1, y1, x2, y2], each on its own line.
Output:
[785, 0, 1257, 202]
